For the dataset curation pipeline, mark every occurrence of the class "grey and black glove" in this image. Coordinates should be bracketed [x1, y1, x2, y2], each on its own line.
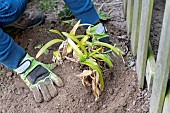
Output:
[14, 54, 63, 102]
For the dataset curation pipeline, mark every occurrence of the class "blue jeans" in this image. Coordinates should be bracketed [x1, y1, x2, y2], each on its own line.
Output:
[0, 0, 99, 69]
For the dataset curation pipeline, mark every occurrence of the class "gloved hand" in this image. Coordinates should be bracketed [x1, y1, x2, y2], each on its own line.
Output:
[14, 54, 63, 102]
[90, 22, 117, 61]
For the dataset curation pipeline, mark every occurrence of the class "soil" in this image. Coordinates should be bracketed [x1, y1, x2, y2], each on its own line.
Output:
[150, 0, 165, 59]
[0, 0, 151, 113]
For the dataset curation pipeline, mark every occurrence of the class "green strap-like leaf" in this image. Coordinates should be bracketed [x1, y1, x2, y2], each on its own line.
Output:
[62, 32, 80, 44]
[81, 59, 104, 90]
[93, 54, 113, 67]
[49, 29, 65, 39]
[94, 41, 122, 56]
[62, 32, 88, 57]
[36, 39, 64, 58]
[53, 50, 61, 60]
[89, 47, 102, 57]
[81, 35, 90, 45]
[86, 26, 92, 36]
[97, 11, 110, 21]
[85, 41, 93, 46]
[70, 20, 80, 36]
[67, 44, 73, 54]
[67, 38, 86, 62]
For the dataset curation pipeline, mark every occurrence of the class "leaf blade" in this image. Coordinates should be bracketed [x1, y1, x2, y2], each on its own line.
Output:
[93, 54, 113, 67]
[81, 59, 104, 90]
[67, 38, 86, 62]
[94, 41, 123, 56]
[49, 29, 65, 39]
[36, 39, 64, 58]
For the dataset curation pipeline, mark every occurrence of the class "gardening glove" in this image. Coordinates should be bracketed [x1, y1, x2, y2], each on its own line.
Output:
[14, 54, 63, 102]
[90, 22, 117, 61]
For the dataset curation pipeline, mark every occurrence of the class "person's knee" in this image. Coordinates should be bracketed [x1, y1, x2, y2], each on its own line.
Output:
[0, 0, 28, 26]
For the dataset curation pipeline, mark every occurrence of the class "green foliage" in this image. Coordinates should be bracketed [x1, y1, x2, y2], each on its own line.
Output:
[35, 44, 49, 55]
[36, 21, 123, 100]
[36, 0, 60, 11]
[97, 11, 110, 21]
[36, 39, 64, 58]
[58, 6, 74, 20]
[81, 59, 104, 90]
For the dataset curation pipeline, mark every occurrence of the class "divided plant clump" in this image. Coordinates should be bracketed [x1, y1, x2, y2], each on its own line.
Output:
[36, 20, 123, 100]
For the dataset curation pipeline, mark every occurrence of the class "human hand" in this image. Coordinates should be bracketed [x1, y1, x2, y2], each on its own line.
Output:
[14, 54, 63, 102]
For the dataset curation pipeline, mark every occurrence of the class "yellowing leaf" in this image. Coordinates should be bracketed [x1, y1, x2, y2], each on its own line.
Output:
[73, 51, 80, 61]
[76, 70, 93, 77]
[52, 50, 63, 65]
[86, 26, 92, 35]
[89, 47, 102, 57]
[93, 54, 113, 67]
[53, 51, 61, 60]
[62, 41, 68, 57]
[76, 70, 92, 87]
[94, 41, 121, 55]
[81, 59, 104, 90]
[92, 71, 100, 101]
[82, 76, 91, 87]
[36, 39, 64, 58]
[62, 32, 80, 44]
[62, 32, 88, 58]
[95, 71, 100, 85]
[67, 38, 86, 62]
[67, 44, 73, 54]
[49, 29, 65, 39]
[81, 35, 90, 45]
[70, 20, 80, 36]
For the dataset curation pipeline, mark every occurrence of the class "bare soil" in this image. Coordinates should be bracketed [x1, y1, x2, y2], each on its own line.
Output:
[0, 0, 151, 113]
[150, 0, 165, 59]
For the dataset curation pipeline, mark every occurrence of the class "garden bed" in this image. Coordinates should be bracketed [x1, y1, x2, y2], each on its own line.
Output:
[0, 0, 150, 113]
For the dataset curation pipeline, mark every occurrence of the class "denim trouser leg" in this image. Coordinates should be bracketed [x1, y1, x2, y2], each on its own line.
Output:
[63, 0, 99, 25]
[0, 0, 28, 69]
[0, 0, 28, 26]
[0, 0, 99, 70]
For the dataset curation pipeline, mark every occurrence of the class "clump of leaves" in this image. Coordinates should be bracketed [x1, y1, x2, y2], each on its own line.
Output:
[36, 21, 123, 100]
[37, 0, 60, 11]
[97, 11, 110, 21]
[58, 6, 75, 20]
